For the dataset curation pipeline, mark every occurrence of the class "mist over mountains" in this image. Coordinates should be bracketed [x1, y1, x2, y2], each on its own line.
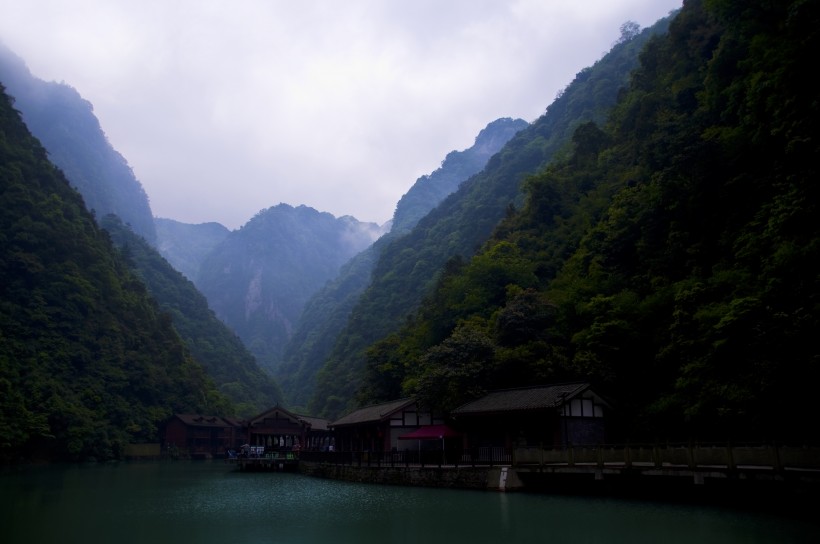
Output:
[192, 204, 387, 375]
[154, 218, 230, 282]
[3, 0, 818, 461]
[0, 84, 229, 461]
[306, 16, 672, 417]
[0, 44, 157, 244]
[277, 116, 528, 409]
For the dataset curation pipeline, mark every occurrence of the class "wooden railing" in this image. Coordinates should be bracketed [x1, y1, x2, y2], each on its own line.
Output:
[300, 447, 511, 467]
[512, 443, 820, 471]
[300, 443, 820, 472]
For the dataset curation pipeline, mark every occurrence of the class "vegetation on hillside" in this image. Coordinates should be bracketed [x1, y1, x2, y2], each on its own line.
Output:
[103, 215, 283, 417]
[0, 85, 230, 462]
[154, 217, 230, 282]
[195, 204, 385, 375]
[279, 117, 527, 410]
[311, 14, 674, 418]
[358, 0, 819, 442]
[0, 45, 157, 244]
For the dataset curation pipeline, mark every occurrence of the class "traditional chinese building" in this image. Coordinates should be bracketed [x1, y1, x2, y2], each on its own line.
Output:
[246, 405, 329, 452]
[329, 398, 445, 453]
[451, 382, 611, 452]
[162, 414, 244, 458]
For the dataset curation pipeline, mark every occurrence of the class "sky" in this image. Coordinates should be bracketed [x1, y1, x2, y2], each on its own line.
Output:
[0, 0, 682, 230]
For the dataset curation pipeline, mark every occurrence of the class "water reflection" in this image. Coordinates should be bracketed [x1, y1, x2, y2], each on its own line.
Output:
[1, 461, 817, 544]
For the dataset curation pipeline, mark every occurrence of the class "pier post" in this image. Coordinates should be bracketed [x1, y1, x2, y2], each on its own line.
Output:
[726, 442, 736, 472]
[770, 443, 782, 474]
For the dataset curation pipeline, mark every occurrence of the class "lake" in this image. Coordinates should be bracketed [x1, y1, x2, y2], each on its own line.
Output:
[1, 461, 818, 543]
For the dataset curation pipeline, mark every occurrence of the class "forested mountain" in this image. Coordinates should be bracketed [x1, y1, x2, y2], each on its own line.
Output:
[0, 85, 229, 462]
[102, 216, 283, 416]
[196, 204, 387, 375]
[278, 117, 526, 410]
[391, 118, 529, 234]
[358, 0, 819, 443]
[0, 45, 157, 244]
[309, 15, 673, 418]
[154, 217, 230, 281]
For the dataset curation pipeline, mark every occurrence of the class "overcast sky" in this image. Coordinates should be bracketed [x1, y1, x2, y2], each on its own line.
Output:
[0, 0, 681, 230]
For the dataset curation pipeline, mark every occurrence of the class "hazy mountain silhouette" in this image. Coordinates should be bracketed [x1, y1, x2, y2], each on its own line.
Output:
[278, 117, 527, 409]
[194, 204, 387, 374]
[0, 43, 157, 244]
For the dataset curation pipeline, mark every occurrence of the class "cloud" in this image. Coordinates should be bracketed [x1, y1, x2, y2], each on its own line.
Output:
[0, 0, 681, 229]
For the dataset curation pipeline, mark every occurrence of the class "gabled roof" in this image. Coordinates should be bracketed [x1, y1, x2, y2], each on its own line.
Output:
[221, 416, 246, 428]
[172, 414, 238, 427]
[245, 405, 329, 430]
[296, 414, 330, 431]
[330, 398, 417, 427]
[451, 383, 601, 415]
[248, 405, 303, 426]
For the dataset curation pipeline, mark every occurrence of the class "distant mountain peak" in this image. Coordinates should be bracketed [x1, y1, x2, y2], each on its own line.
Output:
[390, 117, 528, 234]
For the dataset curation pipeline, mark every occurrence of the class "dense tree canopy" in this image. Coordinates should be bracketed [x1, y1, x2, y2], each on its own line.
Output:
[195, 204, 383, 376]
[311, 16, 673, 418]
[0, 86, 229, 462]
[102, 215, 283, 417]
[279, 117, 526, 411]
[0, 45, 157, 244]
[357, 0, 819, 442]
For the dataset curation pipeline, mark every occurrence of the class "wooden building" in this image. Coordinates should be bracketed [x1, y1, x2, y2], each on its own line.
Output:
[163, 414, 244, 458]
[330, 398, 444, 453]
[451, 382, 610, 452]
[246, 405, 329, 452]
[294, 414, 333, 452]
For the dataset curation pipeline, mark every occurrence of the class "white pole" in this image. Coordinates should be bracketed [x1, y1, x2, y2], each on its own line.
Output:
[441, 435, 444, 465]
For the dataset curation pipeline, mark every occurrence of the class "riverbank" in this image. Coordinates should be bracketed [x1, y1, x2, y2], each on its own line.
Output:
[297, 458, 820, 520]
[8, 461, 819, 544]
[299, 462, 517, 490]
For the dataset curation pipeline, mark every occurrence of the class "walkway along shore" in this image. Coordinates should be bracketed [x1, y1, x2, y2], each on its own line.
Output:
[293, 443, 820, 504]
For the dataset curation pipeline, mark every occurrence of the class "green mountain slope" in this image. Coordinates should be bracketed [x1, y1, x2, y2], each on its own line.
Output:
[0, 45, 157, 244]
[364, 0, 819, 442]
[154, 217, 230, 281]
[391, 118, 529, 234]
[196, 204, 386, 374]
[310, 15, 673, 418]
[0, 85, 229, 462]
[102, 215, 283, 417]
[278, 117, 526, 410]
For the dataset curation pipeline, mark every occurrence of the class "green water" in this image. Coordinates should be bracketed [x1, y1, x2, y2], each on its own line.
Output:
[1, 461, 817, 543]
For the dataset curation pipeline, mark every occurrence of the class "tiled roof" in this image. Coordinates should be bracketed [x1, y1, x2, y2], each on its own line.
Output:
[248, 404, 301, 424]
[330, 398, 416, 427]
[173, 414, 237, 427]
[296, 415, 330, 431]
[451, 383, 591, 415]
[221, 416, 246, 427]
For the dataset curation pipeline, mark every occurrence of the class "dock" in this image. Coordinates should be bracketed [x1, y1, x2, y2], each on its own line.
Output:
[297, 443, 820, 495]
[228, 451, 299, 472]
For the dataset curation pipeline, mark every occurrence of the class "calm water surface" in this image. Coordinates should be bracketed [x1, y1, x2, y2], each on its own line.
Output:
[1, 461, 817, 544]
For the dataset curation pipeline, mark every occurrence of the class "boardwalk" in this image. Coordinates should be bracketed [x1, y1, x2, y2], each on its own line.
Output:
[512, 443, 820, 488]
[229, 450, 299, 471]
[299, 443, 820, 490]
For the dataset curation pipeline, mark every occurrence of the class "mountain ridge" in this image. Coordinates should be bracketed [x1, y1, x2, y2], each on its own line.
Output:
[277, 116, 527, 409]
[0, 43, 157, 244]
[309, 15, 674, 418]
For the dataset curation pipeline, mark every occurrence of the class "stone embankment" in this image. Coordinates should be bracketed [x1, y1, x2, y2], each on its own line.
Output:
[299, 462, 522, 491]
